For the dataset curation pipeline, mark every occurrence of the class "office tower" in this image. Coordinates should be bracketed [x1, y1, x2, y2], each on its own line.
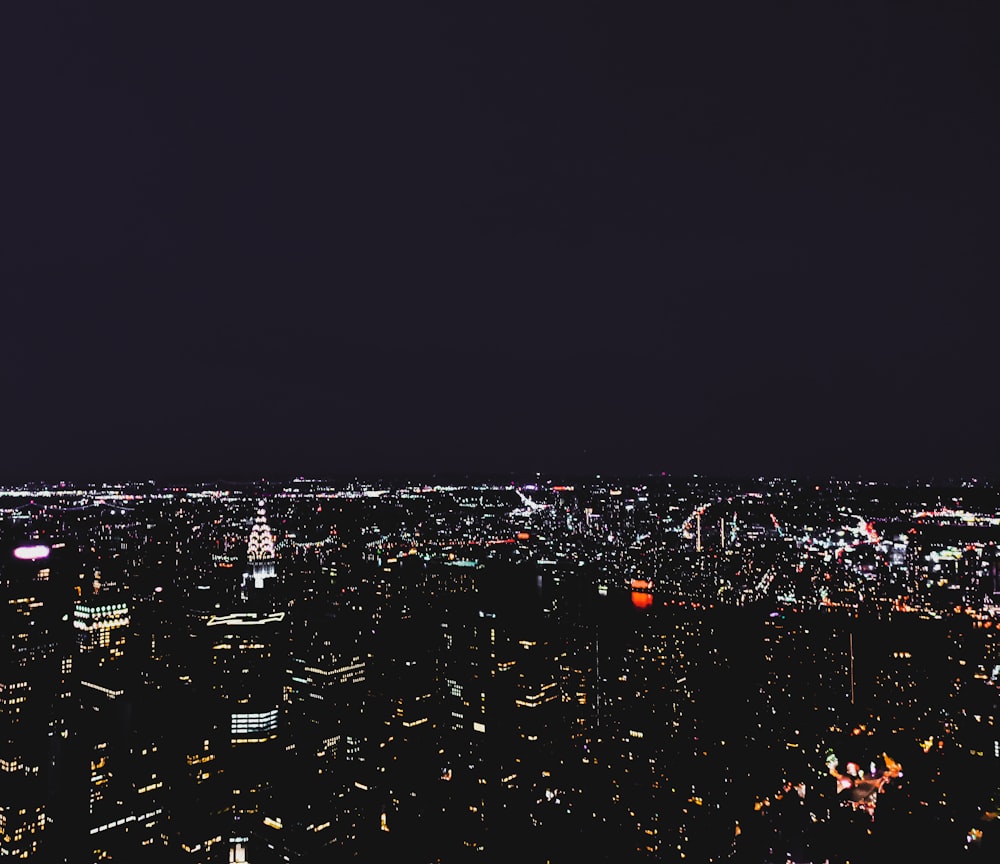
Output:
[243, 504, 277, 596]
[168, 727, 229, 863]
[67, 678, 169, 861]
[167, 503, 289, 862]
[259, 604, 372, 861]
[205, 611, 286, 856]
[0, 543, 63, 860]
[73, 596, 129, 663]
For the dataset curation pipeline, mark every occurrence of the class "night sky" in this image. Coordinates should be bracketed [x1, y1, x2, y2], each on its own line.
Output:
[4, 2, 999, 482]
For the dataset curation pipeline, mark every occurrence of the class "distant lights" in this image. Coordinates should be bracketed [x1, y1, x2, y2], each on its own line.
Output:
[13, 544, 50, 561]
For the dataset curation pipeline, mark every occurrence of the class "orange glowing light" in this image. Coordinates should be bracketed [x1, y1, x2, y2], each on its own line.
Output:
[631, 591, 653, 608]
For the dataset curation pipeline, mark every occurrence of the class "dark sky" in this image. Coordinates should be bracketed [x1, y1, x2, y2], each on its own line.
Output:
[4, 2, 999, 482]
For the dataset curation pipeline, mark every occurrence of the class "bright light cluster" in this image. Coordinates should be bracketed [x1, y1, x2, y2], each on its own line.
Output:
[247, 505, 275, 562]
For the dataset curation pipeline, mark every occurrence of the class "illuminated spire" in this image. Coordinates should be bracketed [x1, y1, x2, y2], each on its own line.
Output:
[247, 504, 275, 563]
[244, 502, 277, 593]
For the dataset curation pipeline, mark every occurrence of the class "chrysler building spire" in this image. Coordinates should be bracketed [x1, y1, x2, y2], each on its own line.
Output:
[245, 502, 276, 590]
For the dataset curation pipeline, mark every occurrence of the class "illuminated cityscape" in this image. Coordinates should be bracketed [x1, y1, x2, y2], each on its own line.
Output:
[5, 2, 997, 861]
[1, 475, 999, 862]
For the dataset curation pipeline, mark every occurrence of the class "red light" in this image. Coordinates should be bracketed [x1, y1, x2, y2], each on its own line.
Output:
[631, 591, 653, 608]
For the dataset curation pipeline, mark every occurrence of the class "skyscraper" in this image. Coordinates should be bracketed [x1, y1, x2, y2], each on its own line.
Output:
[243, 504, 277, 595]
[0, 543, 62, 860]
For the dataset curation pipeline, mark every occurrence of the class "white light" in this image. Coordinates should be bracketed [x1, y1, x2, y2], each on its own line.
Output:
[247, 504, 275, 562]
[14, 544, 50, 561]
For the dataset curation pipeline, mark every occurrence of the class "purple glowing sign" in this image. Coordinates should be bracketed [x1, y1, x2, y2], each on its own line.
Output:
[13, 544, 50, 561]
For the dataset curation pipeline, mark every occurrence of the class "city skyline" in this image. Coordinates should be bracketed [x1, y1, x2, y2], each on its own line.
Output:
[1, 474, 999, 861]
[5, 5, 999, 861]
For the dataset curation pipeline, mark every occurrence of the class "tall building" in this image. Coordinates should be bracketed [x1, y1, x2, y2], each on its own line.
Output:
[68, 678, 169, 861]
[0, 542, 63, 860]
[244, 504, 277, 593]
[73, 597, 129, 662]
[262, 605, 372, 861]
[204, 611, 286, 857]
[181, 503, 288, 861]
